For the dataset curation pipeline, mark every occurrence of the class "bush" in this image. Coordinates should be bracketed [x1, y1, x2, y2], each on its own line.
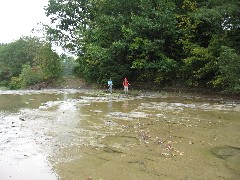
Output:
[9, 64, 44, 89]
[213, 46, 240, 93]
[182, 46, 216, 87]
[19, 64, 44, 88]
[9, 77, 22, 90]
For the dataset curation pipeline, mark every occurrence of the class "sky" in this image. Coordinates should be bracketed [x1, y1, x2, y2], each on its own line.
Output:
[0, 0, 50, 43]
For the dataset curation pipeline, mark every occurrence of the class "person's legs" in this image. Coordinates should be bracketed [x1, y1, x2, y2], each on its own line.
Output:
[110, 85, 112, 93]
[124, 86, 128, 94]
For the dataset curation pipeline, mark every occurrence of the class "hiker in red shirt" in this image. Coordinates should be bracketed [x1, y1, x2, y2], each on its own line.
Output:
[123, 78, 130, 94]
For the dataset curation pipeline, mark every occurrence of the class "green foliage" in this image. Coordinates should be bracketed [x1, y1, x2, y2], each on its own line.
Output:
[177, 0, 240, 92]
[8, 77, 22, 90]
[0, 37, 43, 81]
[182, 46, 216, 86]
[9, 64, 45, 90]
[132, 52, 178, 83]
[34, 44, 62, 80]
[19, 64, 44, 88]
[46, 0, 179, 86]
[0, 37, 62, 89]
[45, 0, 240, 93]
[213, 46, 240, 93]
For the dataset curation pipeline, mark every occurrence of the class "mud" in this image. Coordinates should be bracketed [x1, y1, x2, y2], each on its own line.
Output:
[0, 89, 240, 180]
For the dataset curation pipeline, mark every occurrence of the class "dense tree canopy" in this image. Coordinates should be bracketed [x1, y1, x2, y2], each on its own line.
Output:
[45, 0, 240, 93]
[0, 37, 62, 89]
[0, 38, 41, 82]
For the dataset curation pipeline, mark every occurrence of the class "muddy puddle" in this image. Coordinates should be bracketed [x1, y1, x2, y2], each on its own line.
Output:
[0, 89, 240, 180]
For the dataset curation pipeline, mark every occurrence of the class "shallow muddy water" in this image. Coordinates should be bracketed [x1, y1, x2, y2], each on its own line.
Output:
[0, 89, 240, 180]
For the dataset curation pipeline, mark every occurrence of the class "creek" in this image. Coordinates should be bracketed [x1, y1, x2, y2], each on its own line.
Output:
[0, 89, 240, 180]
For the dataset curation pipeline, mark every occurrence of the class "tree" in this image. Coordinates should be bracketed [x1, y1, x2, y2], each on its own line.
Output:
[46, 0, 180, 84]
[45, 0, 240, 93]
[124, 0, 179, 83]
[213, 46, 240, 93]
[0, 37, 42, 82]
[0, 37, 62, 89]
[177, 0, 240, 90]
[34, 44, 62, 80]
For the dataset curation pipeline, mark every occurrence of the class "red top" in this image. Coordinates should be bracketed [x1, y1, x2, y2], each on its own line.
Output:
[123, 78, 129, 86]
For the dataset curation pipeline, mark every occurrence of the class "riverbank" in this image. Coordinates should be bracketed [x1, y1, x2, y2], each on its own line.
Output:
[60, 77, 240, 98]
[40, 79, 240, 103]
[1, 76, 239, 100]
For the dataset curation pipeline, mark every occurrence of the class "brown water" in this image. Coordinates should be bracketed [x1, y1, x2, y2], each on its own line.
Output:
[0, 89, 240, 180]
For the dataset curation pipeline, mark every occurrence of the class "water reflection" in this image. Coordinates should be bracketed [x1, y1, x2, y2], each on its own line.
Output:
[0, 151, 57, 180]
[0, 114, 58, 180]
[122, 100, 128, 111]
[108, 95, 113, 112]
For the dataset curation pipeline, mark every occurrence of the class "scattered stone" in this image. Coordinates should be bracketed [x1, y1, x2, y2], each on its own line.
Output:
[19, 117, 25, 121]
[189, 141, 194, 144]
